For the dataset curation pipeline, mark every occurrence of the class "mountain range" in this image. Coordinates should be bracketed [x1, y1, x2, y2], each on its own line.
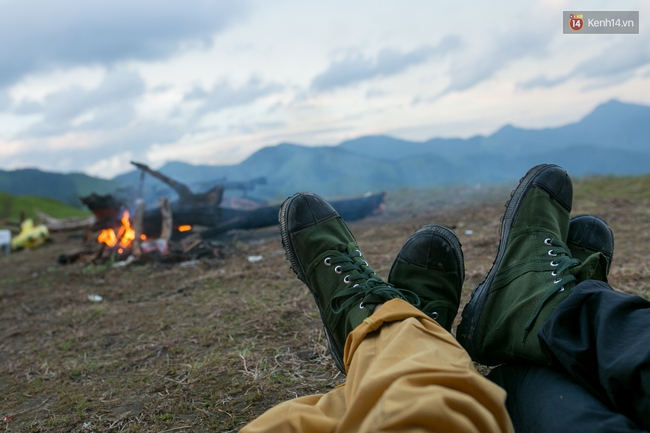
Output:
[1, 99, 649, 206]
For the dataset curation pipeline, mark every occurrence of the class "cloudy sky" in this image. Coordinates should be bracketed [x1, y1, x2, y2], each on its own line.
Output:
[1, 0, 648, 178]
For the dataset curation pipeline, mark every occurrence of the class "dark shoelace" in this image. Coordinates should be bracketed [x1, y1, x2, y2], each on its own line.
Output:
[327, 249, 420, 313]
[522, 238, 580, 342]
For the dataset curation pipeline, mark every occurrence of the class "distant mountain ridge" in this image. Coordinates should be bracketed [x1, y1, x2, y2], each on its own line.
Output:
[113, 99, 650, 201]
[1, 99, 649, 204]
[338, 100, 650, 159]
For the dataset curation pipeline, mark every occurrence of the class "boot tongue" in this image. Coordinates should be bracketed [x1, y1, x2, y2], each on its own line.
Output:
[422, 300, 456, 331]
[572, 252, 609, 283]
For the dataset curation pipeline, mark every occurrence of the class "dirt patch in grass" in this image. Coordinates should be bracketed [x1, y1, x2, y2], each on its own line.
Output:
[2, 177, 650, 432]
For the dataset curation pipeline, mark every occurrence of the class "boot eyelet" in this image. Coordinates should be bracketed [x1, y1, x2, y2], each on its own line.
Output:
[361, 260, 368, 266]
[324, 257, 332, 266]
[430, 312, 439, 320]
[544, 238, 553, 246]
[554, 278, 562, 284]
[355, 249, 362, 257]
[550, 260, 559, 266]
[551, 270, 558, 276]
[548, 250, 557, 257]
[558, 287, 565, 292]
[334, 265, 342, 274]
[353, 284, 359, 288]
[359, 302, 365, 309]
[343, 275, 351, 284]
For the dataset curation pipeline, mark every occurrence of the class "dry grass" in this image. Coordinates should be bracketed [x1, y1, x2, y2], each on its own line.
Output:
[1, 174, 649, 432]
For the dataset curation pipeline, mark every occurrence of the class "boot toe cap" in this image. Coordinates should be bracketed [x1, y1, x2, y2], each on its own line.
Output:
[532, 165, 573, 212]
[569, 214, 614, 259]
[283, 193, 339, 232]
[398, 225, 463, 272]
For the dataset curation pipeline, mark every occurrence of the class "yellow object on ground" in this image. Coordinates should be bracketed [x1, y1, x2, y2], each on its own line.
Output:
[242, 299, 514, 433]
[11, 219, 49, 250]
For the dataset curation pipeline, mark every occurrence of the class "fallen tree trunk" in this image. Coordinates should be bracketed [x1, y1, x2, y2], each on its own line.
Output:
[36, 210, 96, 232]
[141, 192, 386, 238]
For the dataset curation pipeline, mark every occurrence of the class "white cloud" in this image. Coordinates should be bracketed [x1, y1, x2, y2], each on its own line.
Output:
[311, 36, 460, 92]
[0, 0, 248, 87]
[85, 151, 134, 177]
[11, 69, 145, 137]
[442, 25, 554, 95]
[518, 37, 650, 90]
[0, 0, 649, 179]
[184, 78, 284, 119]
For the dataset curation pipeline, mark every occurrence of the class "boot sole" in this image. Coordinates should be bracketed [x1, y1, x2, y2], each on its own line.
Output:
[456, 164, 563, 363]
[278, 193, 347, 373]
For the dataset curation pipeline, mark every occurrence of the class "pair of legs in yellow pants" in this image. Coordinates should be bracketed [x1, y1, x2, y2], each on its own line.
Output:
[242, 191, 514, 432]
[242, 299, 513, 433]
[243, 164, 610, 432]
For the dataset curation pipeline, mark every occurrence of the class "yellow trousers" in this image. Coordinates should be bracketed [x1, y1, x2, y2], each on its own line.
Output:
[241, 299, 513, 433]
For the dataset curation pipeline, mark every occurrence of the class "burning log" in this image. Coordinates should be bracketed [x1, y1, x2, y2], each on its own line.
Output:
[82, 163, 386, 240]
[141, 192, 386, 238]
[83, 191, 385, 240]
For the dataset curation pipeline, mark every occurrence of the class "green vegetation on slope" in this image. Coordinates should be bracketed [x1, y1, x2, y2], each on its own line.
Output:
[574, 173, 650, 201]
[0, 169, 120, 208]
[0, 191, 91, 222]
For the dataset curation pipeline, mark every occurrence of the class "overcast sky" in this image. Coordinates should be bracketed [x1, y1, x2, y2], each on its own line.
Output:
[1, 0, 648, 178]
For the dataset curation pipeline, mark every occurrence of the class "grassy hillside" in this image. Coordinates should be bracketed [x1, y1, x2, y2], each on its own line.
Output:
[1, 171, 649, 431]
[574, 172, 650, 201]
[0, 191, 91, 223]
[0, 169, 120, 208]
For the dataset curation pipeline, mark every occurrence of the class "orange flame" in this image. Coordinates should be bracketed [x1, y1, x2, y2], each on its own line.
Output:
[97, 210, 136, 248]
[178, 225, 192, 232]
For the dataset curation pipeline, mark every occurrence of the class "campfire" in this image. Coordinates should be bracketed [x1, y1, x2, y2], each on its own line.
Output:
[97, 210, 140, 253]
[91, 200, 198, 262]
[55, 160, 385, 266]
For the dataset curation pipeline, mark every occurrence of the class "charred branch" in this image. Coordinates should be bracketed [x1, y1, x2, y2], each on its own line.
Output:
[132, 199, 145, 258]
[81, 193, 124, 230]
[131, 161, 224, 207]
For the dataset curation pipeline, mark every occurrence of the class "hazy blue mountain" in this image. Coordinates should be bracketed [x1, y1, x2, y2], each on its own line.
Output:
[482, 100, 650, 155]
[111, 99, 650, 201]
[3, 99, 649, 204]
[339, 100, 650, 159]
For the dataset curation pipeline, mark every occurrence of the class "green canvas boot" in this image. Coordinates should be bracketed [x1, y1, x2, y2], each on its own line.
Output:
[456, 164, 607, 366]
[568, 214, 614, 278]
[279, 192, 420, 374]
[387, 225, 464, 332]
